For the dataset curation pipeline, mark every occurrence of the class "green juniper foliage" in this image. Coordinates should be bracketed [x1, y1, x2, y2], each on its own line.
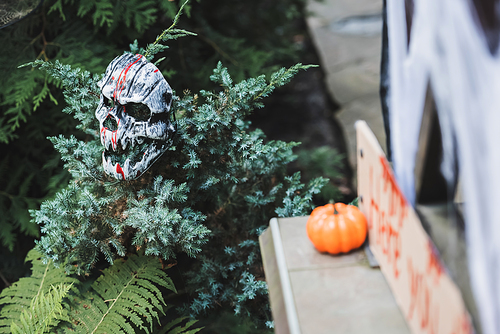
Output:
[23, 23, 326, 326]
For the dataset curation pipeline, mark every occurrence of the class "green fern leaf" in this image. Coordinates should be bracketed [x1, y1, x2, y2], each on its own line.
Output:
[1, 69, 42, 131]
[121, 0, 157, 32]
[158, 0, 180, 20]
[47, 0, 65, 20]
[156, 316, 202, 334]
[0, 250, 77, 333]
[67, 254, 176, 334]
[10, 283, 72, 334]
[76, 0, 95, 17]
[32, 80, 50, 111]
[92, 0, 114, 27]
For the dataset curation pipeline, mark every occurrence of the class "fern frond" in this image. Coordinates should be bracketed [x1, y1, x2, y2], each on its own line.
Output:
[47, 0, 65, 20]
[0, 68, 45, 134]
[10, 283, 72, 334]
[122, 0, 157, 32]
[91, 0, 114, 27]
[66, 254, 176, 334]
[156, 316, 202, 334]
[0, 250, 77, 333]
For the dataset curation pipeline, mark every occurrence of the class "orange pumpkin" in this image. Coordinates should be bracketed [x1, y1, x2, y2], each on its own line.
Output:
[306, 203, 367, 254]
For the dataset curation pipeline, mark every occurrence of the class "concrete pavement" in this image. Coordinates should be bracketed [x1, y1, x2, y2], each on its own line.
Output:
[305, 0, 387, 176]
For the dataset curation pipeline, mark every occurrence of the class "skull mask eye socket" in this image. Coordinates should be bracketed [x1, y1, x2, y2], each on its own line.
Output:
[103, 97, 115, 109]
[126, 102, 151, 122]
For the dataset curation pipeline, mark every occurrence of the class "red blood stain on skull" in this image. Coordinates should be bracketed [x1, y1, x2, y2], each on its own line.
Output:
[113, 54, 143, 101]
[100, 127, 106, 142]
[116, 163, 125, 180]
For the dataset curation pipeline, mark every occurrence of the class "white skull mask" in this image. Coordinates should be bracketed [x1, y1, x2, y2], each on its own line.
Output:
[96, 53, 175, 180]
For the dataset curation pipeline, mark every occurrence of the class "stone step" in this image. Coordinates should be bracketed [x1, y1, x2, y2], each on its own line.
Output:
[260, 216, 410, 334]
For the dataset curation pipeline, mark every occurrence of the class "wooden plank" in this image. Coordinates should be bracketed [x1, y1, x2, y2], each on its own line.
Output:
[356, 120, 474, 334]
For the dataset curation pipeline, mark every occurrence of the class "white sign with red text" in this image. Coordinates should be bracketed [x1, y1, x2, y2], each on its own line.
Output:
[356, 121, 473, 334]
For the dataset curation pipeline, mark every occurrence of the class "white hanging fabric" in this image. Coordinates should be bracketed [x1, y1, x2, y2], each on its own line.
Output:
[386, 0, 500, 333]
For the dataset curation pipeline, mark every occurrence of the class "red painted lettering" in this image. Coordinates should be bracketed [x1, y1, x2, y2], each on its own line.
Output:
[407, 259, 440, 333]
[427, 241, 444, 284]
[451, 312, 473, 334]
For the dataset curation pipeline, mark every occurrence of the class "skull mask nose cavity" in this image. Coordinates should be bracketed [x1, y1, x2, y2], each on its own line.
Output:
[103, 115, 118, 131]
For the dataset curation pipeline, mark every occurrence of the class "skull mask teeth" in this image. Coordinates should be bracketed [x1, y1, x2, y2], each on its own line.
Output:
[95, 53, 175, 180]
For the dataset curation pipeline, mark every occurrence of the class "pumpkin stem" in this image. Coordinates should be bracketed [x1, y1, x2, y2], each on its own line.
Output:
[329, 199, 339, 215]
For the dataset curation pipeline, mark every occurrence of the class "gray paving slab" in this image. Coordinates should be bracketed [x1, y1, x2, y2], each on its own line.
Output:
[307, 0, 383, 24]
[307, 23, 382, 76]
[290, 266, 409, 334]
[306, 0, 387, 173]
[326, 60, 380, 105]
[337, 96, 386, 172]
